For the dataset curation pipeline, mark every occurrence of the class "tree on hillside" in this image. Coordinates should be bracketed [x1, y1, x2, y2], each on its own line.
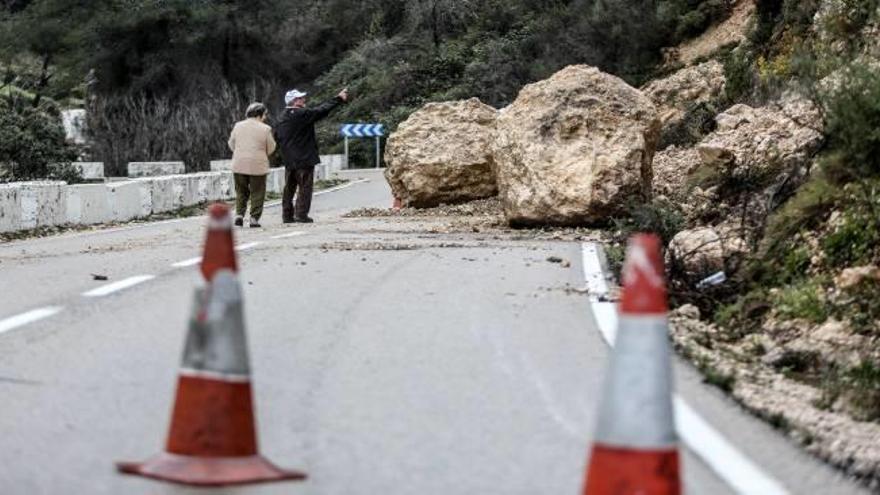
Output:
[0, 0, 93, 106]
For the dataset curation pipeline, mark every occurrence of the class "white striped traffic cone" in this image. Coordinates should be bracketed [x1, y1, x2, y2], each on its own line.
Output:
[583, 233, 680, 495]
[117, 206, 305, 486]
[117, 271, 306, 486]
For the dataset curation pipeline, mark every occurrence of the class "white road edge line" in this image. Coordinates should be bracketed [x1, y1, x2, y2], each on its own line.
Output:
[0, 306, 63, 335]
[271, 231, 307, 240]
[581, 242, 790, 495]
[314, 178, 369, 196]
[82, 275, 156, 297]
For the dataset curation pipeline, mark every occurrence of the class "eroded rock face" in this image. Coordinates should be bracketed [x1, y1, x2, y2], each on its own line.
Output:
[384, 98, 498, 208]
[493, 65, 661, 226]
[643, 60, 726, 129]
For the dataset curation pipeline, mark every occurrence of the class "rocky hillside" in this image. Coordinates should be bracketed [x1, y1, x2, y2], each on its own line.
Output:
[383, 0, 880, 486]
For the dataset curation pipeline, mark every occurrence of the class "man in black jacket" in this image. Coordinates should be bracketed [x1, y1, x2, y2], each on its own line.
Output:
[274, 87, 348, 223]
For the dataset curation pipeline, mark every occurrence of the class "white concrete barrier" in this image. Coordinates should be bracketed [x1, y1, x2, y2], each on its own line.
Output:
[128, 161, 185, 178]
[266, 168, 285, 194]
[210, 159, 232, 172]
[3, 170, 238, 234]
[136, 177, 175, 214]
[178, 174, 203, 207]
[315, 164, 327, 181]
[320, 154, 346, 173]
[19, 181, 67, 229]
[107, 181, 150, 222]
[76, 162, 105, 180]
[66, 184, 111, 224]
[204, 171, 233, 201]
[50, 162, 105, 180]
[218, 171, 234, 199]
[0, 184, 23, 233]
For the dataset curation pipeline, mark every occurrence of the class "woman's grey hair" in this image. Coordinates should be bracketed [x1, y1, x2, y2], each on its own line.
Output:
[245, 102, 267, 118]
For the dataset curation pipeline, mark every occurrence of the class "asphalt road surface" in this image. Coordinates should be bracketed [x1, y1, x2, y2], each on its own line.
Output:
[0, 169, 869, 494]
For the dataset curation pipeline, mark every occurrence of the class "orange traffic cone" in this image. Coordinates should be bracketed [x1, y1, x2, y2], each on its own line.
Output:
[200, 203, 237, 282]
[117, 208, 305, 487]
[583, 233, 680, 495]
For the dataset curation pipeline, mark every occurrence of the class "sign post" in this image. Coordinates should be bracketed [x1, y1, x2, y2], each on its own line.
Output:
[340, 124, 385, 169]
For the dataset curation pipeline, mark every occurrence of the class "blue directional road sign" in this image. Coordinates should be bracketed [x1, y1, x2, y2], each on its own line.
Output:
[340, 123, 384, 138]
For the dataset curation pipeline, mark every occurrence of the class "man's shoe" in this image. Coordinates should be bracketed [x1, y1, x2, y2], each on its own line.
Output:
[282, 217, 296, 224]
[234, 216, 244, 227]
[249, 218, 261, 228]
[294, 216, 314, 223]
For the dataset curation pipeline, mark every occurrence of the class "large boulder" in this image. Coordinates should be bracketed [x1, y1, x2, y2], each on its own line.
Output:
[643, 60, 726, 130]
[493, 65, 661, 226]
[384, 98, 498, 208]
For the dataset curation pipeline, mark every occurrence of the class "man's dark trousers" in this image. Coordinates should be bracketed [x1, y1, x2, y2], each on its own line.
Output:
[282, 167, 315, 221]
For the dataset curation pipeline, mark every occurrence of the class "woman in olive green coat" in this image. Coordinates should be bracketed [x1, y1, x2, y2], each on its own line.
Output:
[228, 102, 277, 228]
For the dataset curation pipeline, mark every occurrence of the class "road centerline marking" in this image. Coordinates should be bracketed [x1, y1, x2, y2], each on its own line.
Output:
[171, 257, 202, 268]
[235, 242, 261, 251]
[580, 242, 790, 495]
[0, 307, 63, 335]
[271, 231, 307, 240]
[170, 242, 263, 269]
[82, 275, 156, 297]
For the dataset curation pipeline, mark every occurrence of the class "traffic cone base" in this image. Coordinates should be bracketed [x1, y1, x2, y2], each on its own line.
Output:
[117, 452, 306, 487]
[584, 445, 680, 495]
[166, 374, 257, 456]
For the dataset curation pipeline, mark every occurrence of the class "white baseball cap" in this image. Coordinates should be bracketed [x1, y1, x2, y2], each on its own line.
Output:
[284, 89, 307, 105]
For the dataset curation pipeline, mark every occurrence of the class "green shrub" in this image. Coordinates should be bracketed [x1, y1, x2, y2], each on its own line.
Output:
[0, 97, 77, 181]
[612, 197, 685, 246]
[832, 278, 880, 335]
[822, 210, 880, 267]
[696, 357, 736, 392]
[714, 289, 772, 332]
[752, 176, 838, 284]
[821, 65, 880, 185]
[774, 279, 829, 323]
[723, 46, 756, 103]
[844, 361, 880, 420]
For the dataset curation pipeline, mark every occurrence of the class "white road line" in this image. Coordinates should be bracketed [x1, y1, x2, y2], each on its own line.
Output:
[675, 397, 791, 495]
[271, 231, 307, 240]
[170, 242, 263, 268]
[171, 257, 202, 268]
[581, 242, 790, 495]
[581, 243, 611, 300]
[314, 178, 369, 196]
[0, 307, 63, 335]
[82, 275, 156, 297]
[235, 242, 261, 251]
